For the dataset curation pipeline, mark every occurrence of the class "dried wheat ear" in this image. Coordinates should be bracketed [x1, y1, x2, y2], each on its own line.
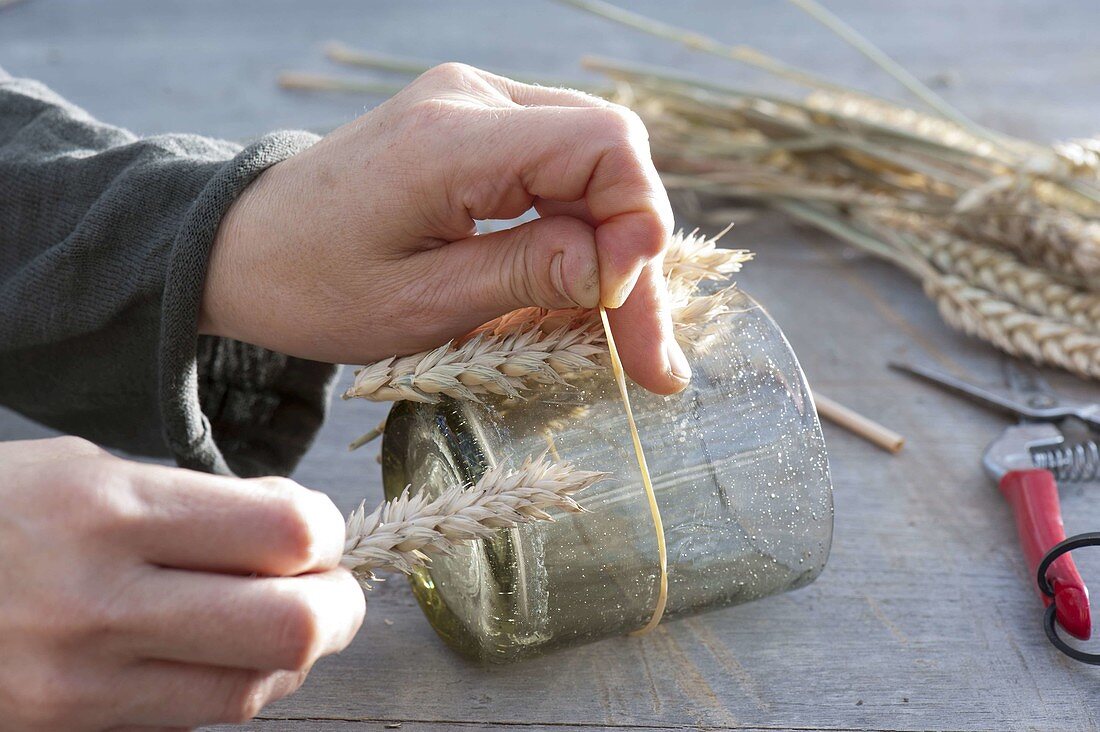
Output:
[344, 227, 751, 404]
[342, 454, 606, 579]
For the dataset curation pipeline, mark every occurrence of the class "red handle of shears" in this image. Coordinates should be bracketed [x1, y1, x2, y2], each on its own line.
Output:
[999, 468, 1091, 640]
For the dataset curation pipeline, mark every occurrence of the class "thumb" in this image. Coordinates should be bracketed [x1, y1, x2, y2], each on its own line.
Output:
[424, 215, 601, 319]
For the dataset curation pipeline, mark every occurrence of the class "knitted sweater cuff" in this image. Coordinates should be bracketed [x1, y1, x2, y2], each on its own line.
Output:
[159, 131, 339, 477]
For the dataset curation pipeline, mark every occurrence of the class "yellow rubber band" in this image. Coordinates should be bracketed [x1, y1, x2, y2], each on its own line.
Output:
[599, 306, 668, 635]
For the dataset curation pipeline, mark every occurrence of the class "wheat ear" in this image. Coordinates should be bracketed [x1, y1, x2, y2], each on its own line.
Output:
[1054, 137, 1100, 180]
[662, 225, 752, 283]
[924, 274, 1100, 379]
[342, 454, 606, 578]
[912, 231, 1100, 332]
[347, 316, 607, 404]
[802, 90, 1011, 162]
[345, 228, 750, 403]
[951, 189, 1100, 285]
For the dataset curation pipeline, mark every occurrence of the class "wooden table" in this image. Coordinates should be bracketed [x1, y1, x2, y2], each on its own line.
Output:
[3, 2, 1100, 730]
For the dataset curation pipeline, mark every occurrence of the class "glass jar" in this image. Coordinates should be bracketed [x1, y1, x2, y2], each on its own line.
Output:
[380, 286, 832, 663]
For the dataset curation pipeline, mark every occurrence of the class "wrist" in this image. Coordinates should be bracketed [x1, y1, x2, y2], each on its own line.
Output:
[199, 165, 274, 341]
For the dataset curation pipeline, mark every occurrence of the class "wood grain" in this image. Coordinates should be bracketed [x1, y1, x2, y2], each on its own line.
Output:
[3, 2, 1100, 731]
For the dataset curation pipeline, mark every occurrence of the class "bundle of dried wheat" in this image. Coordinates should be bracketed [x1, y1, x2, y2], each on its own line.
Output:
[282, 0, 1100, 379]
[286, 12, 1100, 376]
[558, 0, 1100, 378]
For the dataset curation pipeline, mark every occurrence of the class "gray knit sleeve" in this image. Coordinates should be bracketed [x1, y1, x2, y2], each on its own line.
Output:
[0, 74, 339, 477]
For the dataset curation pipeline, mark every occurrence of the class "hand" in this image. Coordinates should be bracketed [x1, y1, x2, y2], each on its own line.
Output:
[201, 62, 689, 394]
[0, 437, 364, 730]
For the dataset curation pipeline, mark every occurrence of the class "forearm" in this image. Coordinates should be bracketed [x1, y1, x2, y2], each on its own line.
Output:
[0, 74, 336, 476]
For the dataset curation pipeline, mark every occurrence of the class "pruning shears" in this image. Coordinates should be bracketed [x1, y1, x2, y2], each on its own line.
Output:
[892, 360, 1100, 664]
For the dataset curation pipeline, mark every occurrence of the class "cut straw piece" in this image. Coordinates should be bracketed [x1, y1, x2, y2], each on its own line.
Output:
[277, 71, 402, 96]
[349, 417, 388, 451]
[814, 391, 905, 453]
[325, 43, 434, 76]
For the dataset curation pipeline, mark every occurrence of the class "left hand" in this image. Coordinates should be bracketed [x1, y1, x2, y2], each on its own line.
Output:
[0, 437, 364, 730]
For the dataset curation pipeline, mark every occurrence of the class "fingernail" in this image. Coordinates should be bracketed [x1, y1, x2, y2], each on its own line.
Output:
[666, 341, 692, 383]
[553, 251, 600, 309]
[605, 265, 643, 309]
[576, 257, 600, 309]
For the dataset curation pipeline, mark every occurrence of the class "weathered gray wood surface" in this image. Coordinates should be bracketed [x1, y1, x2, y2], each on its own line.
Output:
[3, 1, 1100, 730]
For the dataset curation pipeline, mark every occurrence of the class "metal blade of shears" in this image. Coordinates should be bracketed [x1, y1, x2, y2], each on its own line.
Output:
[1003, 361, 1060, 421]
[889, 361, 1038, 420]
[892, 361, 1100, 429]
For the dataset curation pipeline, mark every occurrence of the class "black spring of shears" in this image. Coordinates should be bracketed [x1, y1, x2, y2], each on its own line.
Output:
[1037, 532, 1100, 665]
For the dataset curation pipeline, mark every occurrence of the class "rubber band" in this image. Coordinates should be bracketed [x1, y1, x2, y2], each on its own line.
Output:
[598, 306, 668, 635]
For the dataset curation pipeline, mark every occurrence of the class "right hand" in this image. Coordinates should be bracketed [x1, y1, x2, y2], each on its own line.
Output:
[203, 62, 688, 395]
[0, 437, 365, 731]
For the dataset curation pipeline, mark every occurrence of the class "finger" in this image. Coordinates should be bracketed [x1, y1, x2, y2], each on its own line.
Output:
[456, 105, 673, 309]
[119, 661, 306, 727]
[125, 567, 364, 672]
[533, 198, 597, 227]
[418, 63, 612, 110]
[117, 463, 345, 576]
[457, 182, 595, 226]
[419, 215, 600, 327]
[606, 259, 691, 395]
[474, 68, 613, 109]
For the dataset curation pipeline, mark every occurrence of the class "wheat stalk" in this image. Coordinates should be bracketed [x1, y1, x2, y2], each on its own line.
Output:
[276, 71, 401, 96]
[344, 229, 749, 403]
[662, 224, 749, 282]
[802, 90, 1017, 163]
[342, 454, 606, 578]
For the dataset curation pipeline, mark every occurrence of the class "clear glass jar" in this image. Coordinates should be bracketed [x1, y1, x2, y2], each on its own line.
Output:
[381, 287, 832, 663]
